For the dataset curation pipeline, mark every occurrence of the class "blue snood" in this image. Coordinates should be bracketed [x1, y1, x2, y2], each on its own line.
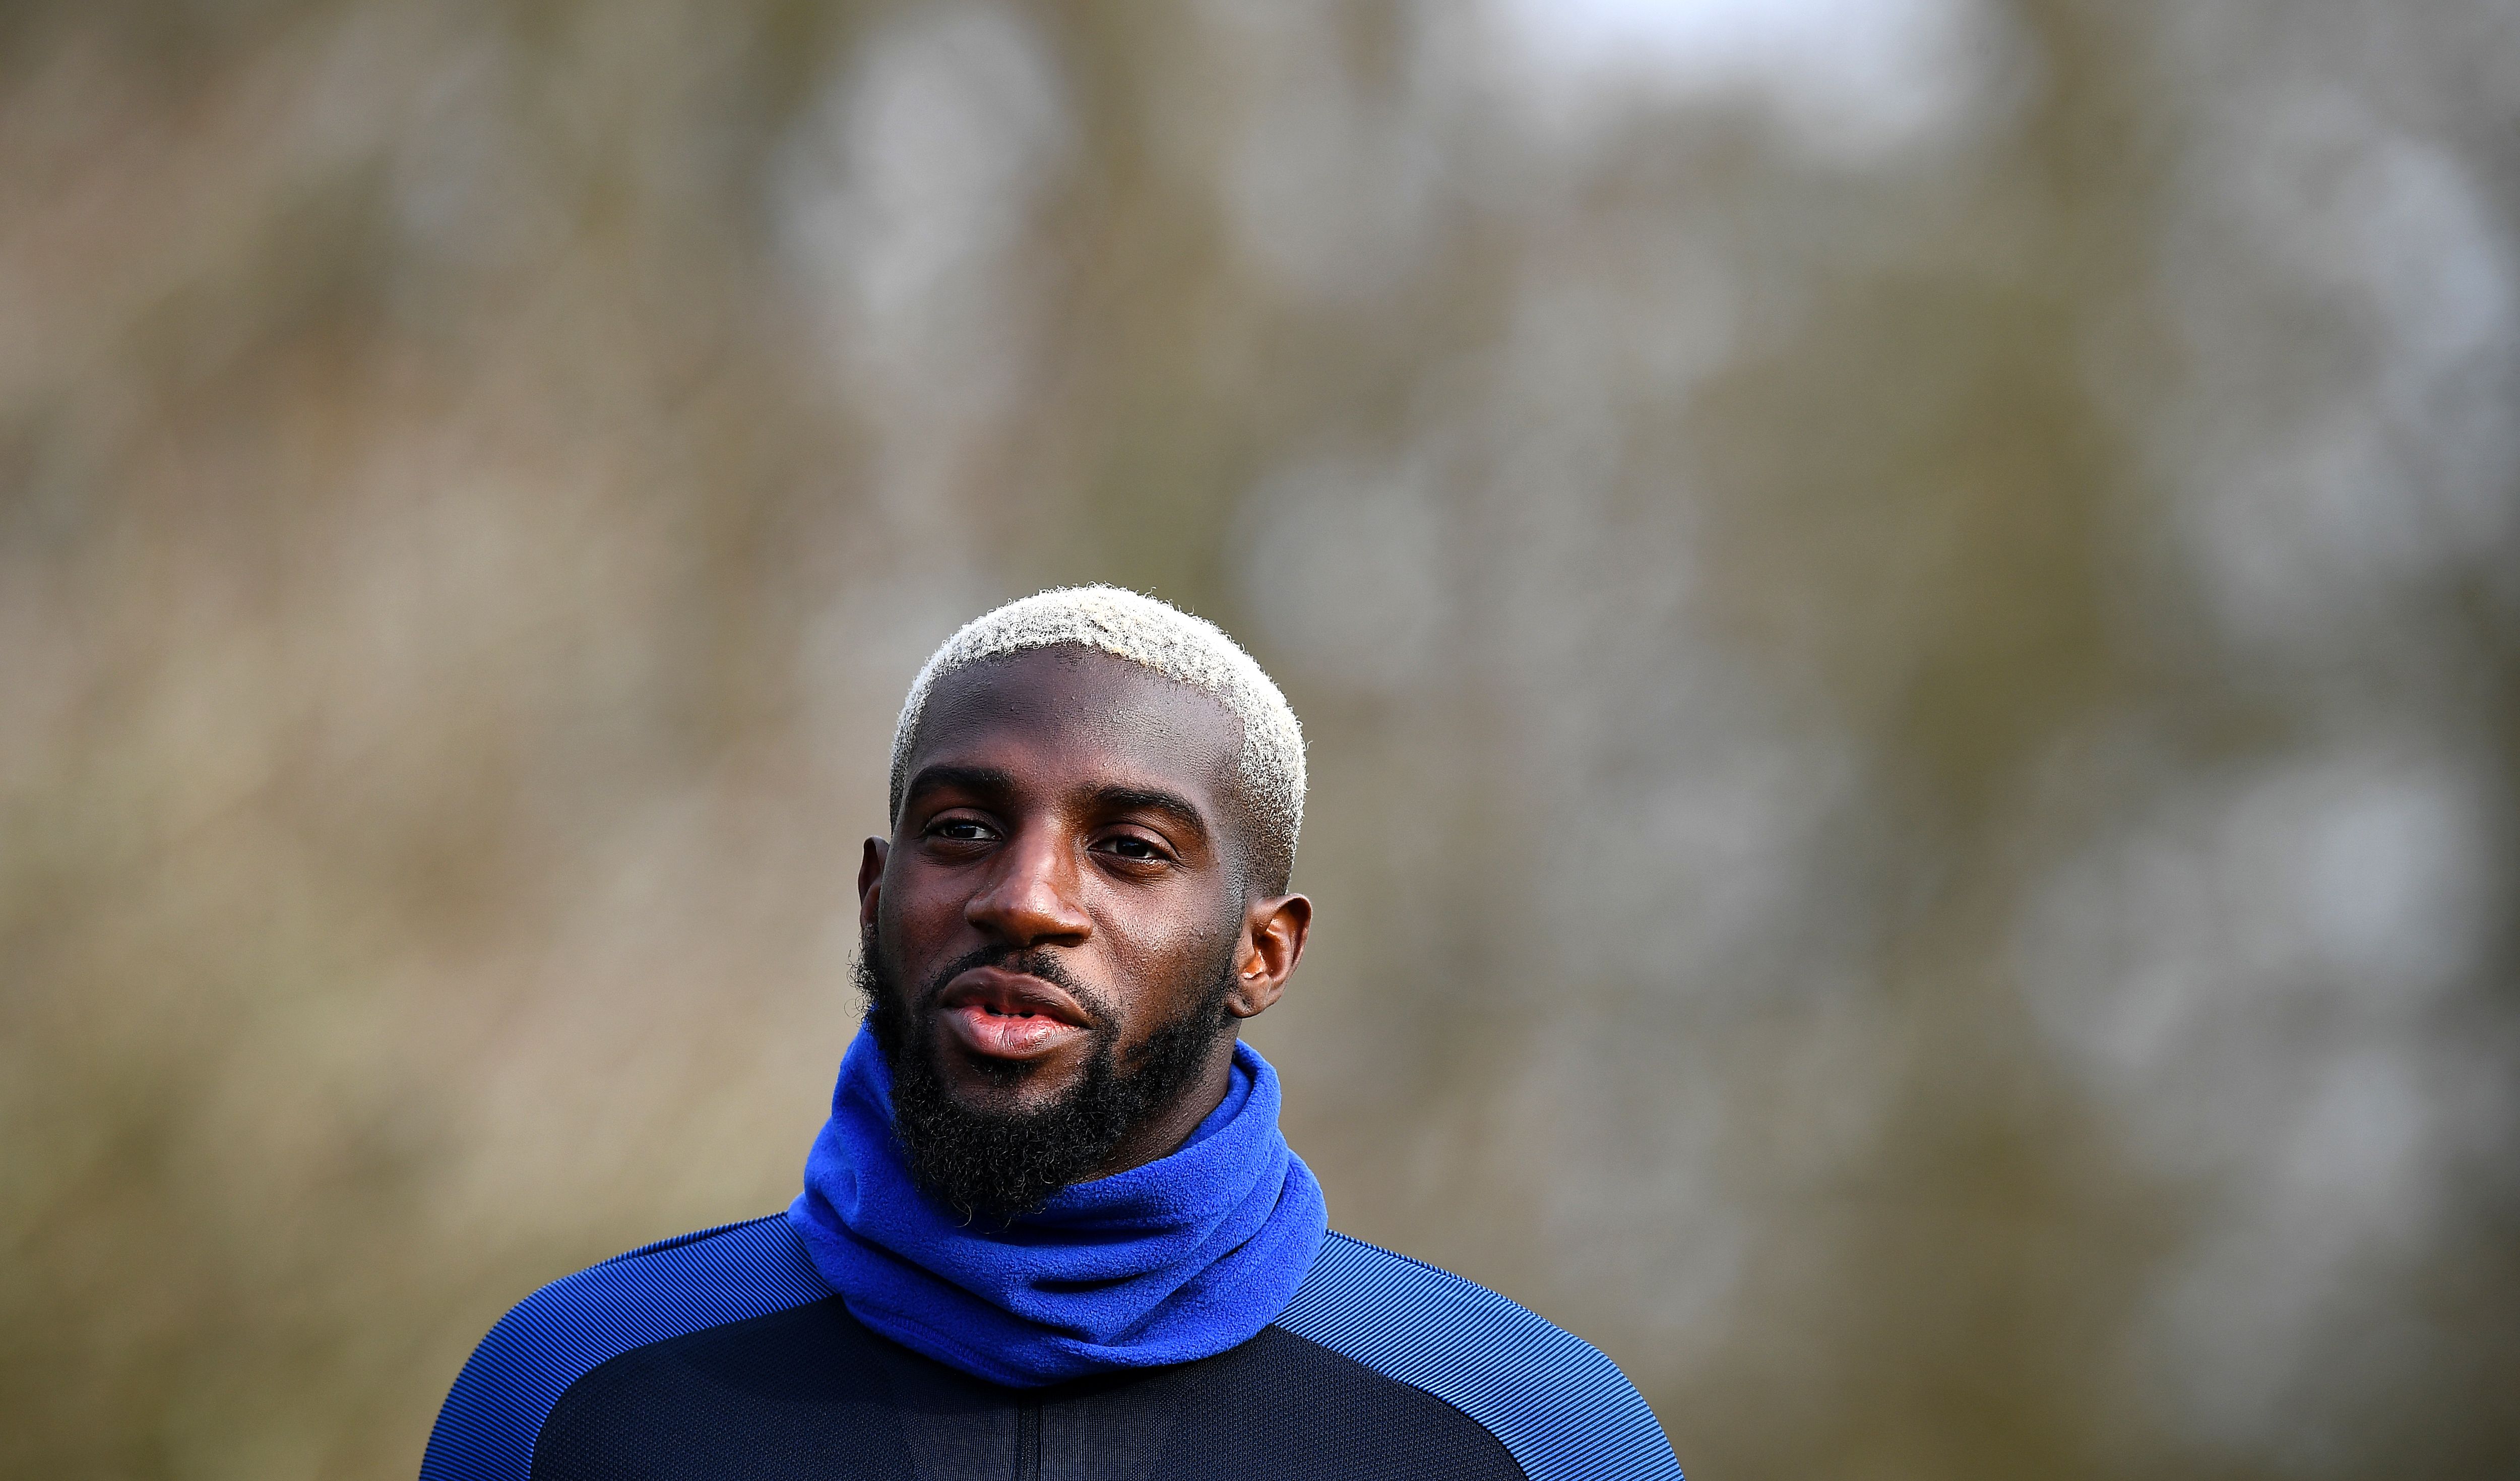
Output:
[787, 1025, 1329, 1387]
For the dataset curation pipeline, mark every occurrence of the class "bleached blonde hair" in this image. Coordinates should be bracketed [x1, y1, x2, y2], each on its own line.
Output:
[888, 586, 1306, 890]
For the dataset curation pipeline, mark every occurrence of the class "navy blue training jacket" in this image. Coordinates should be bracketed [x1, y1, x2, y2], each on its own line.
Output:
[419, 1214, 1683, 1480]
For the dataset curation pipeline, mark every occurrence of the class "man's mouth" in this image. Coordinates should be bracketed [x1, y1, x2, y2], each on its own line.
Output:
[935, 966, 1095, 1061]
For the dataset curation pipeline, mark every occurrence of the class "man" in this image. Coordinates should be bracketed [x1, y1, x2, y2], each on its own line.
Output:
[421, 586, 1683, 1480]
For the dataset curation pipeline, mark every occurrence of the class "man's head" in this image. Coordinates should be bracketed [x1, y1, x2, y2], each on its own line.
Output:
[857, 588, 1312, 1219]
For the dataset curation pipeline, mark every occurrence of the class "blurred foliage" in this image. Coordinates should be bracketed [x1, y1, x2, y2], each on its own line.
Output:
[3, 1, 2516, 1478]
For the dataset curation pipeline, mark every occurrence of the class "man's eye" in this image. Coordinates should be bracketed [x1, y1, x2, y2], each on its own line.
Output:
[931, 820, 995, 842]
[1101, 835, 1166, 861]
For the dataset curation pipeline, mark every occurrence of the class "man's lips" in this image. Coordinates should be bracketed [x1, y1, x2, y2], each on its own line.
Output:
[936, 966, 1093, 1061]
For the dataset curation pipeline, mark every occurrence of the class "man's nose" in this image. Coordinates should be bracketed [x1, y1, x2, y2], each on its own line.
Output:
[964, 830, 1093, 949]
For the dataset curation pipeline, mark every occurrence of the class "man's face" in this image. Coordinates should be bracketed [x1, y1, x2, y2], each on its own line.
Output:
[858, 646, 1308, 1211]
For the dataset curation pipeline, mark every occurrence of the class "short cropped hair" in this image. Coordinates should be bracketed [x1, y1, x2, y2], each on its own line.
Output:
[889, 587, 1307, 892]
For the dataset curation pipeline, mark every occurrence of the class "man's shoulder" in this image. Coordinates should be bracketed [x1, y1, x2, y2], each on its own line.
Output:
[1273, 1230, 1684, 1481]
[419, 1214, 832, 1481]
[418, 1217, 1683, 1481]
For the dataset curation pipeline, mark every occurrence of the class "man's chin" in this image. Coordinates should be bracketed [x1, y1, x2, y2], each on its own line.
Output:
[859, 944, 1236, 1217]
[884, 1018, 1134, 1218]
[936, 1055, 1085, 1114]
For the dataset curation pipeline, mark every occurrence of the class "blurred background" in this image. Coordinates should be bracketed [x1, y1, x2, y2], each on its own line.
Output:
[4, 0, 2516, 1476]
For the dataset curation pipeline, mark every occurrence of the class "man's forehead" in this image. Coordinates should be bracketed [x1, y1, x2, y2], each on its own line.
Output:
[903, 646, 1242, 788]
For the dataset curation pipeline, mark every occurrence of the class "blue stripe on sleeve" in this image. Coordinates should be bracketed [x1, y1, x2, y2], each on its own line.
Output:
[1274, 1232, 1685, 1481]
[416, 1216, 832, 1481]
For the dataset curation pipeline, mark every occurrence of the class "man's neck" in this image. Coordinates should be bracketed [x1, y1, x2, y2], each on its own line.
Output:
[1086, 1033, 1240, 1180]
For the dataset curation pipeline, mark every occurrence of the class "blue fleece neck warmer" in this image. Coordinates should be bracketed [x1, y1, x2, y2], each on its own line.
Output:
[787, 1025, 1329, 1388]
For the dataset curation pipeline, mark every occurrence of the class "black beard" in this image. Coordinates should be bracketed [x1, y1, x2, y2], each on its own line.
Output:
[858, 926, 1239, 1223]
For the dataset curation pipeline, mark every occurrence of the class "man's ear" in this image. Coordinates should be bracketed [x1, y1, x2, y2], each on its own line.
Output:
[857, 837, 889, 928]
[1225, 893, 1311, 1019]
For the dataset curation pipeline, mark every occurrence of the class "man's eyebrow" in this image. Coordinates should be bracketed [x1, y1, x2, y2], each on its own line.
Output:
[1090, 784, 1212, 840]
[902, 765, 1017, 806]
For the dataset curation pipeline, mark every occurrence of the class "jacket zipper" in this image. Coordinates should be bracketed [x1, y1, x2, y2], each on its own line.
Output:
[1016, 1398, 1042, 1481]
